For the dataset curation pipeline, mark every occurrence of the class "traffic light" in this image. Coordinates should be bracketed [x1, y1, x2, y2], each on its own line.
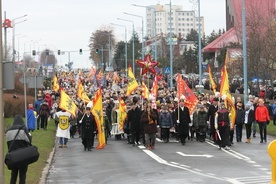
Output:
[95, 48, 99, 54]
[58, 50, 61, 55]
[45, 49, 49, 55]
[32, 50, 36, 56]
[79, 49, 83, 55]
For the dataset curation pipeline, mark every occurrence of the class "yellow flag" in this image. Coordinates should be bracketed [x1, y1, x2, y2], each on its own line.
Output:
[77, 80, 90, 103]
[92, 89, 106, 149]
[207, 64, 217, 92]
[59, 89, 77, 117]
[220, 53, 236, 126]
[126, 67, 138, 97]
[118, 98, 127, 131]
[141, 82, 149, 99]
[52, 75, 60, 92]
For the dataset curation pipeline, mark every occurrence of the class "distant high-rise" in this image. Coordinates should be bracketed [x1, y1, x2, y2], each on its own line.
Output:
[146, 4, 204, 39]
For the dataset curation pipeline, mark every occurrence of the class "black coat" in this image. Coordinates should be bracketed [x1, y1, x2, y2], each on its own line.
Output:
[81, 113, 97, 139]
[174, 106, 191, 136]
[127, 106, 142, 132]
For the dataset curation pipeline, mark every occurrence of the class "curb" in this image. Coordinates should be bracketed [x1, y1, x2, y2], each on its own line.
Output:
[39, 145, 56, 184]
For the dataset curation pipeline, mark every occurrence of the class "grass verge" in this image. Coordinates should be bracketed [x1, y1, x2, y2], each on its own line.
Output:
[4, 119, 56, 184]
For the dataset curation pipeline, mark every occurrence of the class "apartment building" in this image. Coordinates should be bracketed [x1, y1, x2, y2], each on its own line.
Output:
[146, 4, 204, 39]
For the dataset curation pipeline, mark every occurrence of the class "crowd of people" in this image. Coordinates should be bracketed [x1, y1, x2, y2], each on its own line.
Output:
[29, 70, 275, 151]
[6, 69, 276, 183]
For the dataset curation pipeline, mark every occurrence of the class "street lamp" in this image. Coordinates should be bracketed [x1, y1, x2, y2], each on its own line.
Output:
[110, 23, 128, 76]
[242, 0, 248, 103]
[197, 0, 203, 92]
[132, 4, 157, 61]
[117, 18, 135, 76]
[97, 32, 112, 69]
[12, 14, 27, 63]
[123, 12, 144, 60]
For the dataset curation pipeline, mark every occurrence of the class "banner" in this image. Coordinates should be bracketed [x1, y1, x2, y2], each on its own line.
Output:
[52, 75, 60, 92]
[118, 98, 127, 131]
[77, 80, 90, 103]
[141, 82, 149, 100]
[177, 73, 198, 114]
[220, 52, 236, 126]
[208, 64, 217, 92]
[126, 67, 138, 97]
[59, 89, 77, 117]
[92, 89, 106, 149]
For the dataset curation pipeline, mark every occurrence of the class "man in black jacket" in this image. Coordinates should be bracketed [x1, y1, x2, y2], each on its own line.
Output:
[207, 97, 219, 143]
[6, 115, 32, 184]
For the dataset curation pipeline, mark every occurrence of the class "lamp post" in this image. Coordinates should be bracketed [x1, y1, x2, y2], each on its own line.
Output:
[197, 0, 203, 92]
[12, 14, 27, 63]
[123, 12, 144, 60]
[110, 23, 127, 76]
[132, 4, 157, 61]
[117, 18, 135, 76]
[242, 0, 248, 103]
[97, 32, 112, 69]
[169, 0, 173, 88]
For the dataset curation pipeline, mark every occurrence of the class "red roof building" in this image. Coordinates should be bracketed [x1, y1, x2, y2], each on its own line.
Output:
[203, 0, 275, 53]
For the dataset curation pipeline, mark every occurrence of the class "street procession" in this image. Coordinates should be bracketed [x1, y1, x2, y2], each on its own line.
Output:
[2, 0, 276, 183]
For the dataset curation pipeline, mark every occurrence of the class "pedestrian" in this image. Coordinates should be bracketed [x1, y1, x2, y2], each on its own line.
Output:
[141, 104, 158, 149]
[174, 98, 191, 145]
[6, 115, 32, 184]
[244, 103, 254, 143]
[80, 106, 97, 151]
[38, 101, 50, 130]
[207, 97, 219, 143]
[215, 102, 231, 150]
[252, 97, 259, 137]
[27, 104, 36, 132]
[271, 99, 276, 125]
[159, 104, 173, 143]
[235, 102, 245, 142]
[127, 97, 142, 146]
[55, 109, 72, 148]
[34, 94, 44, 130]
[193, 105, 208, 142]
[111, 100, 123, 140]
[255, 98, 270, 143]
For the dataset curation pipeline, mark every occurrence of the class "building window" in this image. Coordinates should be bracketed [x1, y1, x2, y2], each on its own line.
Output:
[187, 18, 189, 21]
[179, 28, 181, 31]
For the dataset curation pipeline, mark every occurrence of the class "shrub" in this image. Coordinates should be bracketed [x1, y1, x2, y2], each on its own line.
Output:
[4, 93, 35, 118]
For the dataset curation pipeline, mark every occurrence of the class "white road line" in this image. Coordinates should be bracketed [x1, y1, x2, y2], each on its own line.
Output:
[177, 151, 213, 158]
[141, 148, 228, 182]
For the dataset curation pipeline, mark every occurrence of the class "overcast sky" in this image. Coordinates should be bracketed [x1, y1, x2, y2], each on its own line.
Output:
[3, 0, 226, 69]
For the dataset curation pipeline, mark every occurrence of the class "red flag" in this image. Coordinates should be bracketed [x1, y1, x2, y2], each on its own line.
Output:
[2, 19, 12, 28]
[177, 73, 198, 113]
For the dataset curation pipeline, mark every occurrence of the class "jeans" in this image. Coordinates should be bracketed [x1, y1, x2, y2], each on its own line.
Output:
[59, 137, 68, 145]
[258, 122, 267, 141]
[252, 120, 257, 136]
[145, 133, 156, 146]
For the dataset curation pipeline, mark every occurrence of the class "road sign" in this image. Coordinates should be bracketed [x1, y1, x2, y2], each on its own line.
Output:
[164, 67, 171, 74]
[19, 76, 30, 84]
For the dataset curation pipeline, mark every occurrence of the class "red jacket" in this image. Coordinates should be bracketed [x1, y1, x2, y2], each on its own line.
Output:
[255, 105, 270, 123]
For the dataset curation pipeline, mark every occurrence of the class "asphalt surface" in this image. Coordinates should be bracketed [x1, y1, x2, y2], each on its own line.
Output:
[42, 129, 274, 184]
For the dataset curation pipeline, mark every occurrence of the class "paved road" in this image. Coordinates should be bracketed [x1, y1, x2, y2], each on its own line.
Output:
[44, 130, 273, 184]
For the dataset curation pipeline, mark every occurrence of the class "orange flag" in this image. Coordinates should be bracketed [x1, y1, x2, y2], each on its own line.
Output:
[208, 64, 217, 92]
[92, 89, 106, 149]
[77, 80, 90, 103]
[177, 73, 198, 114]
[150, 76, 158, 99]
[220, 60, 236, 127]
[141, 82, 149, 100]
[118, 98, 127, 131]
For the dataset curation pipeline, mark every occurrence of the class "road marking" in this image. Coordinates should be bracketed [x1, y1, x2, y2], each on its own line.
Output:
[177, 151, 213, 158]
[141, 149, 226, 182]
